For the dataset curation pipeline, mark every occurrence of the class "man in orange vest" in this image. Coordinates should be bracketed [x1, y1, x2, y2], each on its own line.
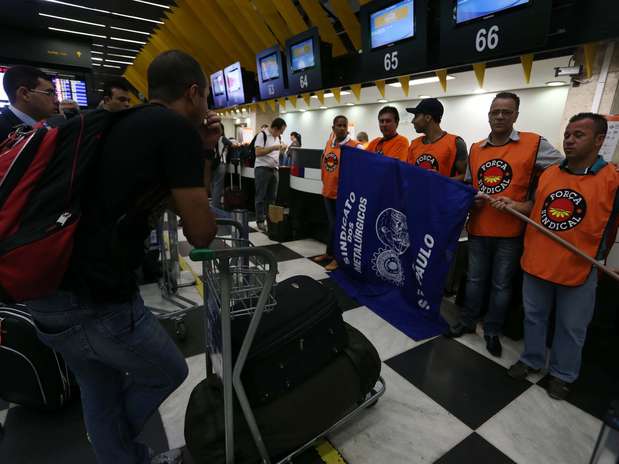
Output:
[313, 115, 363, 271]
[499, 113, 619, 400]
[366, 106, 409, 161]
[406, 98, 467, 179]
[446, 92, 563, 358]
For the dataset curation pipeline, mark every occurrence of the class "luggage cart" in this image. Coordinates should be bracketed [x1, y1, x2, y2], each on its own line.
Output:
[189, 221, 386, 464]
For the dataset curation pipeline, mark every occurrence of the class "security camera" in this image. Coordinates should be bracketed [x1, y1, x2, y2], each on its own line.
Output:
[554, 65, 583, 77]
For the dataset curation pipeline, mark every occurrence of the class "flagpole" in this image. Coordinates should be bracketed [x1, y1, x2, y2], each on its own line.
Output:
[478, 193, 619, 284]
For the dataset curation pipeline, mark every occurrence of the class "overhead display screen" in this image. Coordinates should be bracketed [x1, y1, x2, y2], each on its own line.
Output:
[259, 52, 280, 82]
[370, 0, 415, 49]
[224, 62, 245, 106]
[225, 66, 242, 92]
[0, 67, 9, 104]
[211, 72, 225, 96]
[54, 78, 88, 107]
[290, 38, 315, 72]
[456, 0, 530, 24]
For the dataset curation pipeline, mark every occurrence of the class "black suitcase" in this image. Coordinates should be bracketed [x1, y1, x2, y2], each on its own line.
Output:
[185, 324, 381, 464]
[0, 303, 74, 410]
[231, 275, 348, 405]
[223, 161, 246, 211]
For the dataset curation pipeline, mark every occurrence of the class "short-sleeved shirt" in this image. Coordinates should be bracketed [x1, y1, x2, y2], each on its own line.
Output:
[62, 104, 205, 303]
[254, 130, 282, 169]
[366, 134, 409, 162]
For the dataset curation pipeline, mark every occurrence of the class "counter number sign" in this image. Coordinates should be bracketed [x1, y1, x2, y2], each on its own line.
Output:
[475, 25, 500, 52]
[383, 51, 399, 71]
[299, 73, 309, 89]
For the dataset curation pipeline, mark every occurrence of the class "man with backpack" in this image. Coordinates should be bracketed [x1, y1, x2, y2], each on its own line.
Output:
[253, 117, 287, 232]
[22, 50, 218, 464]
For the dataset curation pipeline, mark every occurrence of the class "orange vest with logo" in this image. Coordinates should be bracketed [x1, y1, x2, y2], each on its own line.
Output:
[468, 132, 541, 237]
[407, 133, 458, 177]
[366, 134, 409, 162]
[321, 135, 361, 199]
[521, 163, 619, 286]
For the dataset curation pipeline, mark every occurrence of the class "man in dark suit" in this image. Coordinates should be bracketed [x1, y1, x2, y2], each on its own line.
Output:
[0, 65, 57, 141]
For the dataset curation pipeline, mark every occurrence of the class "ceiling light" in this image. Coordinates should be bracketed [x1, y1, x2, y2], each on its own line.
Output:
[111, 12, 164, 24]
[388, 76, 456, 87]
[546, 80, 568, 87]
[44, 0, 109, 14]
[110, 26, 151, 36]
[103, 64, 121, 69]
[418, 95, 431, 98]
[132, 0, 171, 8]
[108, 45, 140, 53]
[340, 91, 351, 95]
[378, 98, 388, 103]
[281, 110, 286, 114]
[111, 36, 147, 45]
[108, 53, 136, 59]
[473, 88, 486, 94]
[105, 59, 133, 65]
[93, 43, 104, 47]
[346, 102, 354, 106]
[92, 57, 103, 61]
[91, 50, 103, 55]
[320, 106, 327, 109]
[96, 88, 104, 92]
[92, 63, 101, 67]
[299, 108, 307, 112]
[48, 27, 107, 38]
[38, 12, 105, 27]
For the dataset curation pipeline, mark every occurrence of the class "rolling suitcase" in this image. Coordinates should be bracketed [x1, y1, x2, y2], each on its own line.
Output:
[0, 303, 74, 410]
[185, 324, 381, 464]
[230, 275, 348, 405]
[223, 161, 246, 211]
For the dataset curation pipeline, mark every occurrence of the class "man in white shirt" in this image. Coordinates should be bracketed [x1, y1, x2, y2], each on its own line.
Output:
[254, 117, 287, 232]
[0, 65, 57, 141]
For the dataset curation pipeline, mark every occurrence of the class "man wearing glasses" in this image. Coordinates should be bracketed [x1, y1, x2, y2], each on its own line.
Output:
[0, 65, 58, 141]
[446, 92, 563, 358]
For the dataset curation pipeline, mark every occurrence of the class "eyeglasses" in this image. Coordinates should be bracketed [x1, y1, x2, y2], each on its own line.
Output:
[489, 109, 515, 117]
[29, 88, 56, 97]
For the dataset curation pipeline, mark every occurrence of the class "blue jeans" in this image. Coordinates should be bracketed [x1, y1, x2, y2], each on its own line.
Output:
[26, 292, 188, 464]
[323, 197, 337, 257]
[254, 167, 279, 223]
[461, 236, 523, 336]
[520, 270, 597, 383]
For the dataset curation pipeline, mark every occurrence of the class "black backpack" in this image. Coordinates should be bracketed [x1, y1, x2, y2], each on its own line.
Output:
[234, 130, 269, 167]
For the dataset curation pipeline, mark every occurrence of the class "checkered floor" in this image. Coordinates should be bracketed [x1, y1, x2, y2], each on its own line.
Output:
[1, 224, 616, 464]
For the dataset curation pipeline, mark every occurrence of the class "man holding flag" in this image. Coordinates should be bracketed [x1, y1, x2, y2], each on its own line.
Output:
[366, 106, 409, 161]
[499, 113, 619, 400]
[446, 92, 563, 357]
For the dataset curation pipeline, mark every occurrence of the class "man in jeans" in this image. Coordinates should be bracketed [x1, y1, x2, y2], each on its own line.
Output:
[445, 92, 563, 357]
[25, 50, 218, 464]
[254, 117, 287, 232]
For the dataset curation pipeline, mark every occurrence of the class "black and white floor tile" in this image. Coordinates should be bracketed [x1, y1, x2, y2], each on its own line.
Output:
[1, 223, 614, 464]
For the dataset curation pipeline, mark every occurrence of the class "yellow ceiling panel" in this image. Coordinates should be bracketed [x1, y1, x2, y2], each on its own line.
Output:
[330, 0, 361, 50]
[215, 0, 268, 54]
[270, 0, 307, 35]
[157, 25, 217, 76]
[253, 0, 292, 46]
[232, 0, 278, 50]
[298, 0, 347, 55]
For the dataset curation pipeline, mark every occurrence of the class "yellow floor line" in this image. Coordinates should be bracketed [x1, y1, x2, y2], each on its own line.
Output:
[315, 439, 347, 464]
[178, 253, 204, 299]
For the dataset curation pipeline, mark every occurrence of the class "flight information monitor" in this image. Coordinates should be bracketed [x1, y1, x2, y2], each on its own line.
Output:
[456, 0, 530, 24]
[290, 38, 315, 72]
[224, 62, 245, 106]
[54, 78, 88, 107]
[370, 0, 415, 49]
[259, 52, 280, 82]
[211, 72, 225, 96]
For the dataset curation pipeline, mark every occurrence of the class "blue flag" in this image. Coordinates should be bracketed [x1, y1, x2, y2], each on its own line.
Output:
[331, 146, 476, 340]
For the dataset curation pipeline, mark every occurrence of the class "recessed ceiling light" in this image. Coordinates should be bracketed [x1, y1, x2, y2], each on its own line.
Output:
[132, 0, 171, 8]
[340, 91, 351, 95]
[473, 88, 486, 94]
[546, 80, 568, 87]
[299, 108, 307, 112]
[346, 102, 354, 106]
[110, 36, 147, 45]
[105, 59, 133, 65]
[91, 57, 103, 61]
[44, 0, 109, 14]
[92, 63, 101, 67]
[320, 106, 327, 109]
[110, 26, 151, 36]
[388, 76, 456, 87]
[103, 64, 121, 69]
[418, 95, 431, 98]
[111, 12, 163, 24]
[38, 12, 105, 27]
[93, 43, 104, 47]
[91, 50, 103, 55]
[48, 27, 106, 38]
[281, 110, 286, 113]
[108, 53, 136, 59]
[108, 45, 141, 53]
[378, 98, 388, 103]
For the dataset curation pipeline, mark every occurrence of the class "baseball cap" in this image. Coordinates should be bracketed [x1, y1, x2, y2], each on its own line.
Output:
[406, 98, 444, 120]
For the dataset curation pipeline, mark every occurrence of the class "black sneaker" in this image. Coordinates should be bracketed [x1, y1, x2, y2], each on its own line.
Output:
[547, 376, 570, 401]
[443, 324, 475, 338]
[508, 361, 540, 380]
[484, 335, 502, 357]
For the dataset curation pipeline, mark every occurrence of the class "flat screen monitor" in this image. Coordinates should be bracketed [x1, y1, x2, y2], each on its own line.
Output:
[54, 78, 88, 107]
[0, 67, 8, 104]
[211, 71, 225, 96]
[259, 52, 280, 82]
[455, 0, 530, 24]
[225, 65, 242, 93]
[290, 38, 315, 72]
[370, 0, 415, 49]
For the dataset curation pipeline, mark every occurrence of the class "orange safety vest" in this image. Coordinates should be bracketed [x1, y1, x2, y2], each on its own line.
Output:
[521, 163, 619, 286]
[468, 132, 540, 237]
[321, 134, 362, 199]
[366, 134, 409, 162]
[407, 133, 458, 177]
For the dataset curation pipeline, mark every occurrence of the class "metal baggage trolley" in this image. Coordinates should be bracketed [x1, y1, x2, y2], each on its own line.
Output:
[190, 218, 386, 464]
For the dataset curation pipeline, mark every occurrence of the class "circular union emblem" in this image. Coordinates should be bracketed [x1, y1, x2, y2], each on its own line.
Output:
[415, 154, 439, 171]
[540, 189, 587, 232]
[477, 159, 513, 194]
[324, 151, 338, 172]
